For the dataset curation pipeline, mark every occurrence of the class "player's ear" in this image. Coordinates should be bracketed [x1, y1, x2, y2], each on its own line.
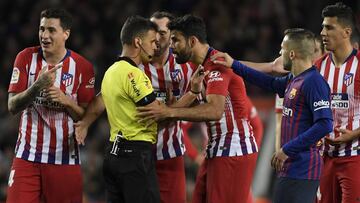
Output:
[289, 50, 295, 60]
[343, 27, 352, 39]
[134, 37, 142, 48]
[64, 29, 70, 41]
[189, 36, 197, 48]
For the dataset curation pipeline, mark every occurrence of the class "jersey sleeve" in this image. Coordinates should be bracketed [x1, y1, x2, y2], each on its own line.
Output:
[8, 50, 30, 93]
[205, 64, 232, 96]
[77, 62, 95, 104]
[303, 74, 333, 122]
[126, 69, 154, 103]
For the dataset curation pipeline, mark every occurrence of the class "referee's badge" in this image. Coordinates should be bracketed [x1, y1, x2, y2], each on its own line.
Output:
[289, 88, 297, 99]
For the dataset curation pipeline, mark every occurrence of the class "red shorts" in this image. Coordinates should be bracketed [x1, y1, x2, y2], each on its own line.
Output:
[192, 153, 257, 203]
[156, 156, 186, 203]
[318, 155, 360, 203]
[6, 158, 82, 203]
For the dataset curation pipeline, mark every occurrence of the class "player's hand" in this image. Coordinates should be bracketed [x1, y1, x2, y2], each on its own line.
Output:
[137, 100, 170, 125]
[210, 52, 234, 68]
[271, 56, 289, 75]
[166, 87, 176, 106]
[325, 128, 359, 145]
[74, 120, 89, 146]
[44, 86, 70, 106]
[35, 64, 62, 90]
[271, 148, 288, 172]
[190, 65, 209, 94]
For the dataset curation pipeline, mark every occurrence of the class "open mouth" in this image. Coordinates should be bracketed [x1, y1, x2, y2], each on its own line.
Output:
[41, 41, 51, 47]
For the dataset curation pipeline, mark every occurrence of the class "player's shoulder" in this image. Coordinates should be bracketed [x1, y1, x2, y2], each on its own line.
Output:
[314, 53, 330, 70]
[17, 46, 39, 58]
[69, 49, 93, 68]
[204, 49, 229, 72]
[304, 68, 329, 88]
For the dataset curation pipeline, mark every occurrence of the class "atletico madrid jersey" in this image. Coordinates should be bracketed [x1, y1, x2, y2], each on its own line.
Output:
[8, 46, 95, 165]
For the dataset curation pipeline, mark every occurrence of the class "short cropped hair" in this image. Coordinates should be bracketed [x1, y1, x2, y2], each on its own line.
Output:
[120, 15, 158, 45]
[284, 28, 316, 59]
[168, 14, 207, 43]
[151, 11, 175, 22]
[322, 2, 356, 30]
[40, 8, 72, 30]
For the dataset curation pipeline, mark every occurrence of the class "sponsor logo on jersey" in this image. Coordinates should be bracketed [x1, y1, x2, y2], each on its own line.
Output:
[344, 73, 354, 87]
[86, 77, 95, 88]
[61, 73, 73, 87]
[289, 88, 297, 99]
[282, 106, 293, 117]
[313, 100, 330, 111]
[208, 70, 223, 82]
[331, 93, 349, 109]
[10, 67, 20, 84]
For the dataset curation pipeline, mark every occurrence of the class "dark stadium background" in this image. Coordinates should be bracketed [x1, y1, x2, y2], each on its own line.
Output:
[0, 0, 358, 202]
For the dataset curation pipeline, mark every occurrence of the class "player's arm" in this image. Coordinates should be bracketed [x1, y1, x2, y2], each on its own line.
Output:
[44, 86, 86, 121]
[275, 95, 284, 152]
[138, 93, 225, 122]
[8, 64, 62, 114]
[210, 52, 287, 74]
[75, 93, 105, 145]
[325, 127, 360, 145]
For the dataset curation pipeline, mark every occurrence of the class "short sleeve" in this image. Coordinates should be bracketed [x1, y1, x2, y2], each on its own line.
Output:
[303, 74, 332, 122]
[205, 64, 232, 96]
[77, 62, 95, 104]
[126, 69, 154, 103]
[8, 50, 30, 93]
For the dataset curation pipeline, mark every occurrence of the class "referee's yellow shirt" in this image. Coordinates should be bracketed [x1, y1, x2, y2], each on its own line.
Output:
[101, 57, 157, 143]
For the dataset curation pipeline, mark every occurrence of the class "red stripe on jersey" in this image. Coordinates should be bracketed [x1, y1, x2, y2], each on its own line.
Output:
[323, 57, 332, 81]
[333, 68, 340, 92]
[143, 63, 152, 83]
[223, 103, 235, 156]
[23, 111, 32, 159]
[180, 64, 189, 91]
[156, 68, 165, 91]
[48, 112, 57, 163]
[62, 114, 69, 164]
[161, 125, 170, 158]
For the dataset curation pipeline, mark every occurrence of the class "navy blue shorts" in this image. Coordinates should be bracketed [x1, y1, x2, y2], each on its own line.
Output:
[273, 177, 319, 203]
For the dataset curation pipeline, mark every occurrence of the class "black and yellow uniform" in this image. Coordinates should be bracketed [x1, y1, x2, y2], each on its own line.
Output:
[101, 57, 160, 203]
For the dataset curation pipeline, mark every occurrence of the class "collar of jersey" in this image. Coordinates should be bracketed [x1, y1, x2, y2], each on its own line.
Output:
[118, 56, 137, 67]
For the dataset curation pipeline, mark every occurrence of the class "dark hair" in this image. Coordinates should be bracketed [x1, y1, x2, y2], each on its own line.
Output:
[151, 11, 175, 22]
[120, 15, 158, 45]
[284, 28, 316, 59]
[40, 8, 72, 30]
[168, 14, 207, 43]
[322, 2, 356, 30]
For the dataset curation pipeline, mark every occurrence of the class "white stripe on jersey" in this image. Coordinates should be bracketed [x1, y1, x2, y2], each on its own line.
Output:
[215, 115, 228, 157]
[41, 112, 50, 163]
[16, 111, 27, 157]
[28, 112, 38, 161]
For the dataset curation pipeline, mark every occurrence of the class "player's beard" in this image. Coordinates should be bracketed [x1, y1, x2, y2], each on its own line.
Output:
[174, 46, 192, 64]
[283, 56, 292, 71]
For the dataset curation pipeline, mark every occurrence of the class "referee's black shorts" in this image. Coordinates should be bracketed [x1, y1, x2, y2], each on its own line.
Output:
[103, 139, 160, 203]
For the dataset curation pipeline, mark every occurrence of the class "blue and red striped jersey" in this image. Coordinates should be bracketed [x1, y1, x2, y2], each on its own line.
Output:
[231, 62, 333, 180]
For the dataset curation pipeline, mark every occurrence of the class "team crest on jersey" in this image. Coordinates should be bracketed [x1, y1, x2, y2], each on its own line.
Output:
[61, 73, 73, 87]
[343, 73, 353, 87]
[171, 69, 182, 83]
[289, 88, 297, 99]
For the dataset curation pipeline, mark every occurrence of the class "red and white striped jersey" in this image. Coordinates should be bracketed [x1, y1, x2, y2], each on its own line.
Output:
[8, 46, 95, 165]
[202, 48, 258, 158]
[315, 49, 360, 157]
[139, 53, 194, 160]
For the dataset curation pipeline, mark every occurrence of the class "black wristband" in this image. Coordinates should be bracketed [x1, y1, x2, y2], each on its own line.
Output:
[190, 89, 201, 94]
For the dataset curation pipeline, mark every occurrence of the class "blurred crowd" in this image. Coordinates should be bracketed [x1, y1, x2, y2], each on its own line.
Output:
[0, 0, 359, 202]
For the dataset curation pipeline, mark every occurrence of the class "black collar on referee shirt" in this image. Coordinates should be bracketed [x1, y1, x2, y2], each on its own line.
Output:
[118, 56, 137, 67]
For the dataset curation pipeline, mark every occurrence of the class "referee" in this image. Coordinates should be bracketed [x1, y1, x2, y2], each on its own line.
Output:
[75, 16, 160, 203]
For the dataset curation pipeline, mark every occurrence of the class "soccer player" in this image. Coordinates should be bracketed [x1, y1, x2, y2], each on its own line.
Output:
[139, 11, 197, 203]
[315, 3, 360, 203]
[212, 28, 333, 203]
[137, 15, 258, 203]
[6, 8, 95, 203]
[75, 16, 161, 203]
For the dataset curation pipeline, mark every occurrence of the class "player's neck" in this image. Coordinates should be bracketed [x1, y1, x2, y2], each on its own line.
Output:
[151, 48, 170, 68]
[332, 41, 353, 67]
[122, 45, 141, 65]
[192, 43, 210, 65]
[43, 47, 67, 65]
[291, 59, 313, 76]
